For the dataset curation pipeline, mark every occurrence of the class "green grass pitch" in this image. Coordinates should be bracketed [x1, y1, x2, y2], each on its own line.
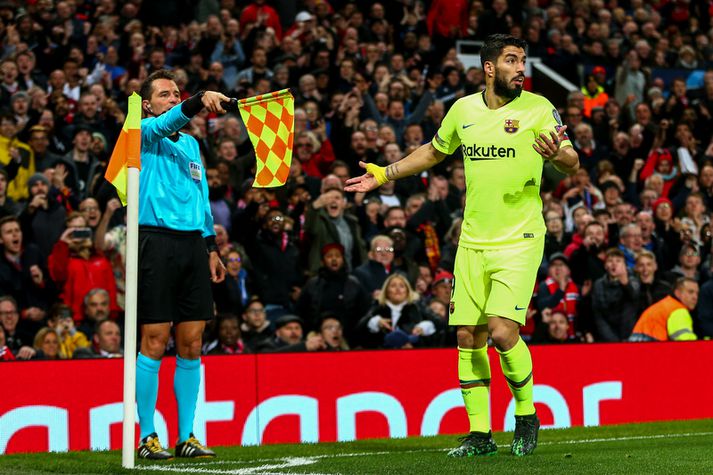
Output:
[1, 419, 712, 474]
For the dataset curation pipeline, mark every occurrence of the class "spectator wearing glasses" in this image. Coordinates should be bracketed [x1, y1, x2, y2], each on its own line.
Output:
[353, 235, 396, 299]
[0, 296, 36, 359]
[664, 243, 701, 283]
[294, 130, 335, 179]
[212, 249, 251, 314]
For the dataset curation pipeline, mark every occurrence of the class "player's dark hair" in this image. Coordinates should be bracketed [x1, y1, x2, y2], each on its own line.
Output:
[480, 34, 528, 68]
[139, 69, 176, 101]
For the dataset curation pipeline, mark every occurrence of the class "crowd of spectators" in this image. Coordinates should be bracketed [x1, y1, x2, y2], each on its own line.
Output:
[1, 0, 713, 361]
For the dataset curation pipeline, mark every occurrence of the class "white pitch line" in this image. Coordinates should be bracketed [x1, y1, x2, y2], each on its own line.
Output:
[136, 430, 713, 474]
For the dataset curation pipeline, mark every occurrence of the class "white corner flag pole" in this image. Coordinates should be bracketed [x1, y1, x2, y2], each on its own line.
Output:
[122, 165, 140, 469]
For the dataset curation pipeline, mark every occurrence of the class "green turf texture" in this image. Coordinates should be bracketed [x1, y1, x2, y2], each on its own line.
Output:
[1, 419, 712, 474]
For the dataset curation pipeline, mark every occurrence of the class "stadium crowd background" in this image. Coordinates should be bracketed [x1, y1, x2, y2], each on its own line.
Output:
[1, 0, 712, 361]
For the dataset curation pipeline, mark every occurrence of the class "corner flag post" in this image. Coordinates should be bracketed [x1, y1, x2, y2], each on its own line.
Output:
[105, 91, 141, 469]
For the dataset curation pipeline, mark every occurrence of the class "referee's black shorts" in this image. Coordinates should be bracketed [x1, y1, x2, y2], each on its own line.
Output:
[138, 226, 214, 324]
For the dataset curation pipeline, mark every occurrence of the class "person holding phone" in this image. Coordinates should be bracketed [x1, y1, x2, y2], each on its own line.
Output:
[47, 211, 118, 324]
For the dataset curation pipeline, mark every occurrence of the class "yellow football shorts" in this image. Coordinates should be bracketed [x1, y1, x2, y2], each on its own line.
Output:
[448, 239, 543, 326]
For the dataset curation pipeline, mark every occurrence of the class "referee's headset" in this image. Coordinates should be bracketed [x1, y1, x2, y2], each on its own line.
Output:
[142, 100, 155, 117]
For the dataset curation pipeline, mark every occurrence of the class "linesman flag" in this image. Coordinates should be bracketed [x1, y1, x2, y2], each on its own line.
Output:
[238, 88, 294, 188]
[105, 92, 142, 205]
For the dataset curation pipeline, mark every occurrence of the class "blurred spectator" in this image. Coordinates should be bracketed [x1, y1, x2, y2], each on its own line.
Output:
[544, 210, 570, 261]
[537, 253, 581, 339]
[591, 248, 641, 342]
[0, 113, 34, 202]
[308, 314, 349, 351]
[430, 270, 454, 307]
[253, 314, 326, 353]
[46, 303, 89, 359]
[48, 212, 118, 322]
[205, 314, 247, 355]
[0, 296, 35, 359]
[246, 208, 301, 320]
[357, 273, 437, 349]
[0, 215, 54, 323]
[94, 198, 126, 310]
[533, 309, 573, 344]
[353, 234, 395, 299]
[212, 249, 251, 314]
[19, 173, 66, 259]
[569, 221, 607, 287]
[32, 327, 62, 360]
[297, 242, 369, 335]
[77, 288, 112, 341]
[635, 250, 673, 316]
[617, 223, 644, 269]
[630, 277, 699, 342]
[240, 296, 273, 352]
[696, 278, 713, 338]
[0, 325, 14, 361]
[0, 168, 20, 218]
[438, 217, 462, 273]
[664, 243, 701, 282]
[73, 319, 123, 358]
[304, 187, 366, 273]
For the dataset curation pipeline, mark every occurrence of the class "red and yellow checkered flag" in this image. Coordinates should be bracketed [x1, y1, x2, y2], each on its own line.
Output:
[238, 88, 294, 188]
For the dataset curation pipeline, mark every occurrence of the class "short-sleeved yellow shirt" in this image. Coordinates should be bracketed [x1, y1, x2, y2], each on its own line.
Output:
[432, 90, 571, 249]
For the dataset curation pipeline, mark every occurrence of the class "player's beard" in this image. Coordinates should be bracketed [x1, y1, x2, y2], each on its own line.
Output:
[493, 68, 523, 100]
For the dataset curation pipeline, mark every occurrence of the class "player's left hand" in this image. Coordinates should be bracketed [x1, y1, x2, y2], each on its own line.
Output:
[533, 125, 567, 160]
[209, 251, 226, 283]
[202, 91, 231, 114]
[344, 161, 381, 193]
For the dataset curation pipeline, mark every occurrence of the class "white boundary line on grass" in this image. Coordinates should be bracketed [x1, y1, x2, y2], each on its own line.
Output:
[139, 431, 713, 475]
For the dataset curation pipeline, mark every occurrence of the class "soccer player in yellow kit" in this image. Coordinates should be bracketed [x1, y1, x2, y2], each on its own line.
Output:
[345, 34, 579, 457]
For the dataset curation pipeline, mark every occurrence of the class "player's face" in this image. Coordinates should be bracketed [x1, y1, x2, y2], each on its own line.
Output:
[492, 46, 526, 100]
[146, 78, 180, 116]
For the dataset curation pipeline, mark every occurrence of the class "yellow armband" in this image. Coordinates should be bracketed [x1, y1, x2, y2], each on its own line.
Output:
[365, 163, 389, 186]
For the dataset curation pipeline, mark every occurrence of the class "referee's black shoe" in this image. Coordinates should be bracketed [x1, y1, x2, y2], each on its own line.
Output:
[447, 431, 498, 457]
[137, 432, 173, 460]
[175, 433, 216, 458]
[511, 413, 540, 456]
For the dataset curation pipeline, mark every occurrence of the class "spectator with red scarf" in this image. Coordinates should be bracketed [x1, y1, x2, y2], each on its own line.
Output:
[537, 253, 581, 339]
[206, 314, 248, 355]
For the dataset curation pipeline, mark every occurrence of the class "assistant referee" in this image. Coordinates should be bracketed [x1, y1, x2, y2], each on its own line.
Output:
[134, 70, 228, 460]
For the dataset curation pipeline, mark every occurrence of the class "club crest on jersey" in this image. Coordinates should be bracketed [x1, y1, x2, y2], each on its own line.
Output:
[504, 119, 519, 133]
[449, 301, 455, 314]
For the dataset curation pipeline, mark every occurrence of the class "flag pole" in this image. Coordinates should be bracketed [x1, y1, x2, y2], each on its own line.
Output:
[121, 94, 142, 469]
[121, 165, 139, 468]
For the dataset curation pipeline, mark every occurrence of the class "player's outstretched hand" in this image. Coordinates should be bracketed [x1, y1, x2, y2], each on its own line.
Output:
[202, 91, 231, 114]
[533, 125, 567, 160]
[344, 161, 381, 193]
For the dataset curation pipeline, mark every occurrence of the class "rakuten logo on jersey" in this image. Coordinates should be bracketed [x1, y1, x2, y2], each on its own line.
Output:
[461, 143, 516, 160]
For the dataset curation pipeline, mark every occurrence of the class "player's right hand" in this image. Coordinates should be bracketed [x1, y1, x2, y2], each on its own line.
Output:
[344, 161, 381, 193]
